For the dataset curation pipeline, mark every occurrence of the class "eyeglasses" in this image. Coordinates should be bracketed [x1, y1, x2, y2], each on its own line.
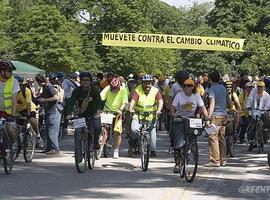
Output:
[183, 84, 194, 87]
[81, 78, 91, 82]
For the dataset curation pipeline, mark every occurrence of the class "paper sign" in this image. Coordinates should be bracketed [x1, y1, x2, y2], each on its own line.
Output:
[100, 113, 115, 124]
[189, 118, 203, 128]
[73, 118, 86, 129]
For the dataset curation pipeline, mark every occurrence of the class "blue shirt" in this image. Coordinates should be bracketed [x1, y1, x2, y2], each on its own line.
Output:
[208, 83, 228, 116]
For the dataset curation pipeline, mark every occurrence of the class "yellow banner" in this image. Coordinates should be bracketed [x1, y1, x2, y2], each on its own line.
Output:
[102, 33, 245, 52]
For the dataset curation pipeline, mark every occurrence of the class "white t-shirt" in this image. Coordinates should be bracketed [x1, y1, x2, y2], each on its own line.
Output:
[0, 77, 20, 111]
[169, 82, 183, 98]
[172, 92, 204, 117]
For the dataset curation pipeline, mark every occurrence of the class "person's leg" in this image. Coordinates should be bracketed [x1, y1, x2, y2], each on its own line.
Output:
[149, 120, 157, 153]
[47, 109, 61, 152]
[92, 117, 102, 149]
[218, 124, 227, 165]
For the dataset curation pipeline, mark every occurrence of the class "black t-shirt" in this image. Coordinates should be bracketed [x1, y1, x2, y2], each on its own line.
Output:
[41, 83, 57, 111]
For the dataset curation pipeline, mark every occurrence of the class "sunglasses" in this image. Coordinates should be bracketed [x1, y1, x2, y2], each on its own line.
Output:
[183, 84, 194, 87]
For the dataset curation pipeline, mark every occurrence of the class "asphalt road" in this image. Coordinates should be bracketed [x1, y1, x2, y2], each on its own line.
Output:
[0, 129, 269, 200]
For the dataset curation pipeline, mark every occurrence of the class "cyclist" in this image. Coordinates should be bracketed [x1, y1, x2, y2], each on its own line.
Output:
[0, 60, 20, 157]
[35, 73, 61, 155]
[129, 74, 163, 157]
[167, 70, 189, 153]
[170, 78, 209, 173]
[66, 71, 102, 150]
[155, 75, 170, 130]
[246, 81, 270, 151]
[238, 82, 253, 143]
[14, 75, 43, 147]
[100, 77, 128, 158]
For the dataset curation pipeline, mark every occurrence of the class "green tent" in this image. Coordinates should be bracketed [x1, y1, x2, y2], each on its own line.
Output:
[12, 60, 45, 75]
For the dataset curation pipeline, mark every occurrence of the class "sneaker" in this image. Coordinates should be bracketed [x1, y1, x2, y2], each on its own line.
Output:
[247, 143, 256, 152]
[168, 147, 173, 154]
[220, 162, 227, 167]
[46, 149, 60, 155]
[113, 149, 119, 159]
[150, 151, 157, 157]
[173, 165, 180, 173]
[36, 137, 44, 149]
[203, 162, 220, 167]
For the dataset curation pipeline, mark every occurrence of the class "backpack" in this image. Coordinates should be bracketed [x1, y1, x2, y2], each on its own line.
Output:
[21, 83, 38, 105]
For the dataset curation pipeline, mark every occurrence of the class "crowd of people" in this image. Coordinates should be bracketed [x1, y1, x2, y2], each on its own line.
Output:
[0, 59, 270, 173]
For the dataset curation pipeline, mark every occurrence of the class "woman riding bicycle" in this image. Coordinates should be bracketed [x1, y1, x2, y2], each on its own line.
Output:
[170, 79, 209, 173]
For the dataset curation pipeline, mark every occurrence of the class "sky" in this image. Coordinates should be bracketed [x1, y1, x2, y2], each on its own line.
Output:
[160, 0, 214, 8]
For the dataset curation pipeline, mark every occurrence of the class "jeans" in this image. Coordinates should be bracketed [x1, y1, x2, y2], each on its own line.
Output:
[130, 118, 157, 152]
[45, 108, 61, 151]
[88, 117, 102, 147]
[172, 121, 185, 149]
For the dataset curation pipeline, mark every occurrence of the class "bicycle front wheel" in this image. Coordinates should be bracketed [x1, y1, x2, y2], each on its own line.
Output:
[140, 134, 150, 172]
[74, 129, 87, 173]
[87, 131, 95, 170]
[23, 129, 36, 162]
[184, 138, 198, 183]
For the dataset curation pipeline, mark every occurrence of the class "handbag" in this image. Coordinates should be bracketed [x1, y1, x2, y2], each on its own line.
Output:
[114, 114, 122, 134]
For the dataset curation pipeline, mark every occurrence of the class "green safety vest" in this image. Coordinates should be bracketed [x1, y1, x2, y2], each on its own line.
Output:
[134, 85, 158, 121]
[3, 77, 14, 114]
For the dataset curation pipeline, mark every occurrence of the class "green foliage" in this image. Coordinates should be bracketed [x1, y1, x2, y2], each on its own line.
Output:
[0, 0, 269, 77]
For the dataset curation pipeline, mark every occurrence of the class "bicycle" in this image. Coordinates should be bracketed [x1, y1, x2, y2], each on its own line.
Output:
[0, 118, 16, 174]
[16, 116, 36, 162]
[247, 109, 265, 153]
[174, 116, 203, 183]
[226, 111, 237, 157]
[38, 107, 47, 149]
[97, 112, 115, 159]
[73, 116, 96, 173]
[135, 111, 156, 172]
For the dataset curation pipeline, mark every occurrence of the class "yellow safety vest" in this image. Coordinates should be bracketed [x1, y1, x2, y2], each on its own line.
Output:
[3, 77, 14, 114]
[134, 85, 158, 121]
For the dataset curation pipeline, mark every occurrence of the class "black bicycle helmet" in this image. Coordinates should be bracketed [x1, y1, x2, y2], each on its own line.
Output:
[0, 60, 16, 71]
[79, 71, 93, 81]
[175, 70, 189, 85]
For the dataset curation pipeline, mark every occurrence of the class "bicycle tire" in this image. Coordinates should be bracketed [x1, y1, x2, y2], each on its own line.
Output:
[184, 138, 198, 183]
[140, 134, 150, 172]
[74, 129, 87, 173]
[3, 146, 16, 174]
[23, 129, 36, 162]
[267, 152, 270, 167]
[96, 129, 107, 160]
[256, 121, 264, 153]
[226, 135, 234, 157]
[87, 128, 95, 170]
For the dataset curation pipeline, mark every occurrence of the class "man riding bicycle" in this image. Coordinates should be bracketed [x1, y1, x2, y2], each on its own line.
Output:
[0, 60, 20, 157]
[246, 81, 270, 151]
[66, 71, 102, 150]
[100, 77, 128, 158]
[129, 74, 163, 157]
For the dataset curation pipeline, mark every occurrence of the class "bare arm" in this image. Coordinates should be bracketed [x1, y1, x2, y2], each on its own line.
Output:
[11, 94, 18, 116]
[208, 97, 215, 119]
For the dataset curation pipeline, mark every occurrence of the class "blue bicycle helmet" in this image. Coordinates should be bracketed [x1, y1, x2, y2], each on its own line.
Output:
[57, 72, 65, 79]
[142, 74, 153, 82]
[14, 75, 24, 82]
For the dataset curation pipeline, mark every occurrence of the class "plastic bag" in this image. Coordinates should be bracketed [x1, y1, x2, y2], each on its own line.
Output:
[114, 114, 122, 134]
